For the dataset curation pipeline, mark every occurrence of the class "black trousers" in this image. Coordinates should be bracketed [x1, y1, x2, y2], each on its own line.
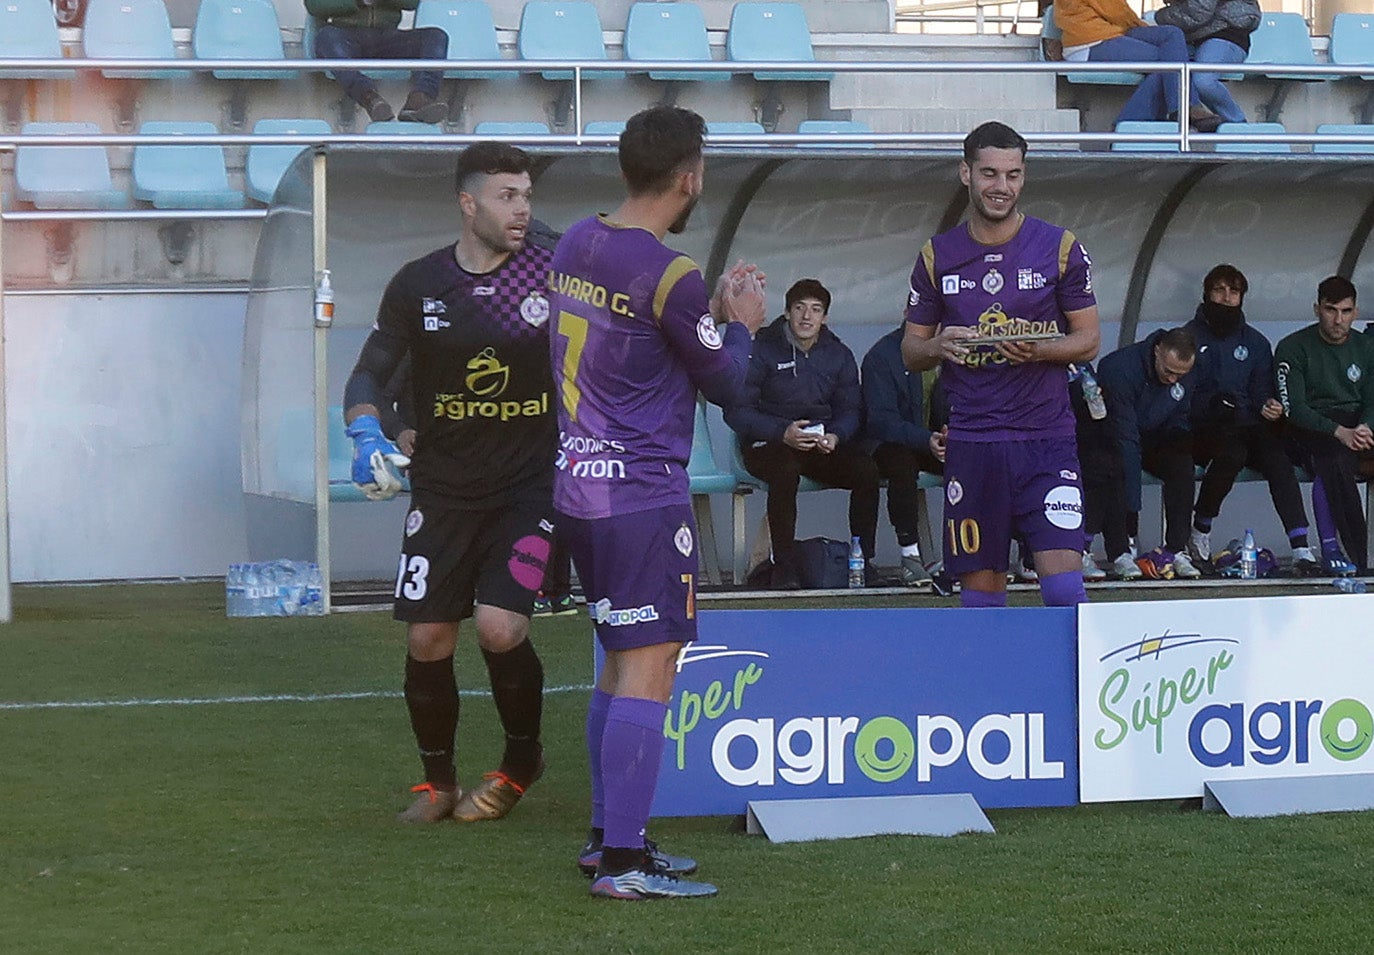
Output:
[1141, 434, 1195, 554]
[1289, 430, 1373, 570]
[1077, 426, 1130, 560]
[872, 443, 943, 549]
[1193, 425, 1308, 534]
[741, 441, 881, 561]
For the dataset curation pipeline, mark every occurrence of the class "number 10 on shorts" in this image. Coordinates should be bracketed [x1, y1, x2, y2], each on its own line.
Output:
[947, 518, 981, 556]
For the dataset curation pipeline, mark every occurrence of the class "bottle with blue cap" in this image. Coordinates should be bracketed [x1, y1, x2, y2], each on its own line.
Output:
[1240, 529, 1257, 580]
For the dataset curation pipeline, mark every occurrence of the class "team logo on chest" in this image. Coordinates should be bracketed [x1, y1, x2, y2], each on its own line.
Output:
[520, 291, 550, 328]
[1233, 344, 1249, 362]
[422, 298, 449, 332]
[982, 269, 1004, 294]
[1349, 364, 1363, 383]
[1170, 382, 1186, 401]
[405, 508, 424, 537]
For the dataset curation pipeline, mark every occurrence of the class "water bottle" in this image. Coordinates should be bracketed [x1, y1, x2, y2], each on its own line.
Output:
[1333, 577, 1368, 594]
[303, 563, 325, 615]
[314, 269, 334, 328]
[1240, 529, 1258, 580]
[225, 563, 245, 616]
[848, 536, 865, 589]
[243, 562, 263, 615]
[1080, 365, 1107, 420]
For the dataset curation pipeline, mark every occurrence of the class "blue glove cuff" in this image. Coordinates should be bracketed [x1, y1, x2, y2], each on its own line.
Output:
[345, 414, 386, 441]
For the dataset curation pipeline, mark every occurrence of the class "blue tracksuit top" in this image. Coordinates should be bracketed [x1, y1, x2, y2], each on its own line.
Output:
[861, 325, 933, 451]
[1184, 305, 1276, 429]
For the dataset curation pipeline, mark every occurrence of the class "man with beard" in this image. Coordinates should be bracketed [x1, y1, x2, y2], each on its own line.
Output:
[1275, 276, 1374, 574]
[1185, 264, 1320, 574]
[343, 142, 554, 825]
[901, 121, 1101, 608]
[549, 106, 767, 899]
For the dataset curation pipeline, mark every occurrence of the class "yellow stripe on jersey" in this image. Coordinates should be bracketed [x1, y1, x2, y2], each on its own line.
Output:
[1058, 229, 1077, 278]
[921, 240, 936, 290]
[653, 255, 699, 324]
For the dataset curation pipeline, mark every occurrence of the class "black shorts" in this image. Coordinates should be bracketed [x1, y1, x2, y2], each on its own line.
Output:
[392, 490, 557, 624]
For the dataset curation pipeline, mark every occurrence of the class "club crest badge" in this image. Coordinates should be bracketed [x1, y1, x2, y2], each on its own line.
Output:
[1349, 364, 1363, 383]
[982, 269, 1004, 294]
[1233, 345, 1249, 362]
[1170, 382, 1185, 401]
[947, 479, 964, 506]
[520, 291, 550, 327]
[674, 523, 694, 557]
[697, 314, 723, 350]
[405, 509, 424, 537]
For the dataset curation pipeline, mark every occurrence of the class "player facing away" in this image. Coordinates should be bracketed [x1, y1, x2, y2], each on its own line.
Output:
[549, 106, 767, 900]
[343, 142, 555, 823]
[901, 121, 1102, 607]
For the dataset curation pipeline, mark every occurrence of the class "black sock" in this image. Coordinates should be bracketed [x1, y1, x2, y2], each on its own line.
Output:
[404, 654, 459, 789]
[587, 826, 605, 847]
[598, 845, 644, 876]
[481, 639, 544, 785]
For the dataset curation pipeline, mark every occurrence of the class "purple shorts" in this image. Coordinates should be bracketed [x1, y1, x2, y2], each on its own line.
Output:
[560, 502, 698, 651]
[942, 435, 1084, 575]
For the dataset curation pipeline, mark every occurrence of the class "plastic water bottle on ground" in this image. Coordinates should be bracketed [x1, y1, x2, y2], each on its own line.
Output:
[1240, 529, 1258, 580]
[227, 559, 326, 617]
[848, 536, 865, 589]
[225, 563, 246, 616]
[1333, 577, 1367, 594]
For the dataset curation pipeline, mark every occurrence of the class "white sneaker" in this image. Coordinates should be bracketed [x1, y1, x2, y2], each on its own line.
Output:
[1015, 562, 1039, 583]
[1172, 551, 1203, 579]
[1113, 553, 1143, 580]
[1081, 551, 1106, 581]
[1188, 528, 1211, 563]
[1127, 537, 1139, 560]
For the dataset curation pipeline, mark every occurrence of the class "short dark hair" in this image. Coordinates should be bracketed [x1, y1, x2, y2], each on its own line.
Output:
[1203, 264, 1248, 299]
[785, 278, 831, 313]
[619, 106, 706, 196]
[963, 121, 1028, 163]
[1318, 275, 1358, 306]
[1157, 326, 1197, 362]
[454, 141, 531, 196]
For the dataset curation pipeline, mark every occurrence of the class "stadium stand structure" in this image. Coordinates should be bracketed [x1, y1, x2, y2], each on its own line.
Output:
[1110, 120, 1180, 152]
[518, 0, 622, 126]
[414, 0, 510, 86]
[1213, 120, 1291, 153]
[624, 1, 724, 89]
[14, 122, 129, 209]
[471, 119, 551, 134]
[727, 2, 832, 129]
[132, 120, 245, 208]
[1313, 122, 1374, 154]
[245, 118, 332, 204]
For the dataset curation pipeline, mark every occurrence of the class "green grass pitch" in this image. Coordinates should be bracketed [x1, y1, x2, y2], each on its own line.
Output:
[2, 582, 1370, 953]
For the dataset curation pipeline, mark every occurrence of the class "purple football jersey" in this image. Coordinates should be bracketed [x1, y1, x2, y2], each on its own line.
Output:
[905, 215, 1095, 441]
[549, 215, 742, 519]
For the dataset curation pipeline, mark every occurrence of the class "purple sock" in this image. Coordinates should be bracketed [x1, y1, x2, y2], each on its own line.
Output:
[585, 688, 613, 829]
[1040, 569, 1087, 607]
[1312, 476, 1342, 558]
[961, 588, 1007, 608]
[601, 696, 668, 850]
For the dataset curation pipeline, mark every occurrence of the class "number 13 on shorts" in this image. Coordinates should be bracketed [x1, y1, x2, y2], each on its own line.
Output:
[947, 518, 981, 556]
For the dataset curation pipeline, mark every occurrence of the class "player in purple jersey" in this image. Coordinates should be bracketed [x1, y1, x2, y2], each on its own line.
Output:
[343, 143, 554, 825]
[549, 106, 766, 900]
[901, 122, 1102, 608]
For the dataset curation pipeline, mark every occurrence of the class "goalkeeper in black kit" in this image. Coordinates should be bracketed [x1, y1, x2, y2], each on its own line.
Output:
[343, 142, 557, 823]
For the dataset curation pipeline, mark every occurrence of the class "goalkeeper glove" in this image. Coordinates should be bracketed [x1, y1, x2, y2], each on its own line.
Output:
[344, 414, 410, 501]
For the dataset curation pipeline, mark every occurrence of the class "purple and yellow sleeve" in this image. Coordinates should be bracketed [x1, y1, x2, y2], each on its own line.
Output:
[1056, 230, 1097, 313]
[904, 240, 941, 327]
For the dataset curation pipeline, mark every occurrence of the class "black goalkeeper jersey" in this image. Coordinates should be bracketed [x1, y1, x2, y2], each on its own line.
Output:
[370, 241, 557, 507]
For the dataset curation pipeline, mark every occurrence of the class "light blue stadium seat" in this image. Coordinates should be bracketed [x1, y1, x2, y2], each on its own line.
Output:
[194, 0, 295, 80]
[727, 2, 832, 82]
[246, 118, 331, 204]
[0, 0, 70, 79]
[415, 0, 508, 80]
[1331, 13, 1374, 80]
[83, 0, 179, 78]
[518, 0, 622, 80]
[796, 119, 875, 147]
[472, 120, 551, 135]
[132, 121, 245, 208]
[365, 120, 446, 134]
[582, 120, 625, 135]
[1246, 12, 1325, 81]
[1213, 121, 1291, 153]
[688, 398, 745, 584]
[1040, 6, 1139, 86]
[1111, 120, 1181, 152]
[14, 122, 129, 209]
[624, 2, 725, 82]
[1313, 123, 1374, 155]
[707, 121, 767, 136]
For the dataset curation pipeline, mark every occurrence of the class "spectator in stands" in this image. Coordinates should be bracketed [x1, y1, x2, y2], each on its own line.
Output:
[1275, 276, 1374, 574]
[1154, 0, 1259, 126]
[1186, 265, 1320, 574]
[1070, 362, 1132, 579]
[727, 279, 880, 590]
[1053, 0, 1223, 131]
[1097, 327, 1203, 579]
[861, 324, 948, 586]
[306, 0, 450, 124]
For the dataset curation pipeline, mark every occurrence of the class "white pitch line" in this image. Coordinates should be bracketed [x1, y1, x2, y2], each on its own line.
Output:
[0, 683, 594, 712]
